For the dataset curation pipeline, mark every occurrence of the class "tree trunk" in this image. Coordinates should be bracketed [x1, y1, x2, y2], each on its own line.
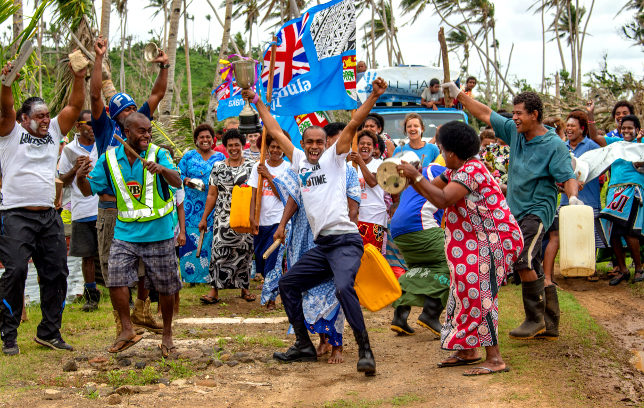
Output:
[159, 0, 183, 119]
[577, 0, 595, 98]
[183, 0, 195, 129]
[119, 7, 127, 91]
[11, 0, 23, 55]
[554, 0, 567, 72]
[206, 0, 233, 125]
[100, 0, 111, 38]
[163, 0, 169, 48]
[289, 0, 300, 20]
[36, 0, 43, 97]
[566, 0, 577, 89]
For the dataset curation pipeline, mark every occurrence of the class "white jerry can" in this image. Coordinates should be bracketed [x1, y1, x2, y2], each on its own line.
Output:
[559, 205, 596, 277]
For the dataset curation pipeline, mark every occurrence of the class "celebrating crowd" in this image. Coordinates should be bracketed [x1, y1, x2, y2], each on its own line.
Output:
[0, 36, 642, 381]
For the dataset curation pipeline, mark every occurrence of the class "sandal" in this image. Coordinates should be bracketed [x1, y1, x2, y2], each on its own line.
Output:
[437, 354, 482, 368]
[107, 334, 143, 353]
[462, 366, 510, 376]
[609, 271, 630, 286]
[159, 343, 177, 358]
[633, 270, 644, 283]
[200, 295, 220, 305]
[266, 300, 276, 310]
[240, 292, 256, 302]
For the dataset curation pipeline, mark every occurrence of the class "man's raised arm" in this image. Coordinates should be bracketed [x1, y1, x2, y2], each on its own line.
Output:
[0, 63, 17, 137]
[146, 51, 170, 114]
[336, 77, 388, 154]
[442, 82, 492, 127]
[241, 89, 294, 161]
[57, 64, 87, 135]
[90, 37, 107, 120]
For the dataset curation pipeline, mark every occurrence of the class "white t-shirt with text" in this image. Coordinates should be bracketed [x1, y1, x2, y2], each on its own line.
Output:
[247, 160, 289, 226]
[58, 136, 99, 220]
[0, 118, 65, 209]
[291, 143, 358, 239]
[357, 158, 387, 226]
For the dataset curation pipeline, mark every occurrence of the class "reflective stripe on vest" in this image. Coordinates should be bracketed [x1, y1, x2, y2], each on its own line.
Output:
[106, 144, 174, 222]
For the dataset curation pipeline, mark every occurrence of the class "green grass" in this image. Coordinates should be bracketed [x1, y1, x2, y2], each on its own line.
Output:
[231, 333, 286, 348]
[102, 366, 161, 388]
[322, 393, 423, 408]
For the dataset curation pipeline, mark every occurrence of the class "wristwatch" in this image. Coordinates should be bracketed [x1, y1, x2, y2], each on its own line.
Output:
[159, 63, 171, 69]
[413, 175, 423, 184]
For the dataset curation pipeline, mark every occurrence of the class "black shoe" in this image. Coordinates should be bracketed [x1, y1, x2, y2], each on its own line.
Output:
[353, 330, 376, 376]
[417, 297, 444, 336]
[34, 336, 74, 351]
[390, 305, 415, 335]
[273, 323, 316, 363]
[2, 341, 19, 356]
[82, 287, 101, 312]
[609, 271, 630, 286]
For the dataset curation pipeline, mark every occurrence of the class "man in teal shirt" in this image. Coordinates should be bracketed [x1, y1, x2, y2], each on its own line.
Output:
[443, 82, 581, 343]
[77, 113, 182, 356]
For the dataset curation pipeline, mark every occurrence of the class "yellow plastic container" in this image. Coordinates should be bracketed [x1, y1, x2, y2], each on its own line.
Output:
[559, 204, 596, 277]
[229, 185, 252, 234]
[354, 243, 402, 312]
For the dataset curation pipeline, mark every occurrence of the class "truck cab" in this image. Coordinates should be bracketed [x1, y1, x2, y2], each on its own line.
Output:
[356, 66, 468, 145]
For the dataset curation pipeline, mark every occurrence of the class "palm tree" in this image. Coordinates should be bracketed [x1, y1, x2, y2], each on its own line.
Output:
[620, 0, 644, 48]
[100, 0, 110, 37]
[11, 0, 23, 55]
[446, 27, 469, 73]
[114, 0, 128, 91]
[159, 0, 182, 119]
[183, 0, 195, 129]
[399, 0, 430, 23]
[146, 0, 169, 48]
[231, 0, 260, 55]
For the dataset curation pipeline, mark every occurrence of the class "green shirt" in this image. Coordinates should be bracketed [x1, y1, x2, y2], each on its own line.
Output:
[490, 111, 574, 228]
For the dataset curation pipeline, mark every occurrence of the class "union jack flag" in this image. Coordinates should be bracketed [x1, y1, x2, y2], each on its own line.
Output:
[261, 13, 310, 90]
[214, 81, 242, 101]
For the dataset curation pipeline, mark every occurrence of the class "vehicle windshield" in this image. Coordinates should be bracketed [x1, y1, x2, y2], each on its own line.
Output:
[378, 111, 467, 141]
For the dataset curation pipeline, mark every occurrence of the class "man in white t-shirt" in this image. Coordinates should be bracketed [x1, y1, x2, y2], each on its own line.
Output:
[242, 77, 388, 376]
[0, 61, 86, 356]
[58, 110, 101, 312]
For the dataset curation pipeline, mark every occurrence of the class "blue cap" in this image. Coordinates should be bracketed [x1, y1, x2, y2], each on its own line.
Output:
[108, 93, 136, 119]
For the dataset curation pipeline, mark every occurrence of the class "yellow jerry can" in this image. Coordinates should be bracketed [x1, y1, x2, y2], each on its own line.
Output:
[559, 204, 596, 277]
[354, 243, 402, 312]
[229, 185, 253, 234]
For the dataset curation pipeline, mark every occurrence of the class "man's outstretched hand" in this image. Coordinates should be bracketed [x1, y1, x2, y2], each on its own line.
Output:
[370, 77, 387, 98]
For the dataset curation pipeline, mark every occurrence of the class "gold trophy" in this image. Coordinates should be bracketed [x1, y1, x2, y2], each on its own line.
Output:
[232, 59, 262, 134]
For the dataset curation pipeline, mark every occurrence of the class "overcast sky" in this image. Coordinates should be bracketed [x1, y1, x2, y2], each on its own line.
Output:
[10, 0, 644, 91]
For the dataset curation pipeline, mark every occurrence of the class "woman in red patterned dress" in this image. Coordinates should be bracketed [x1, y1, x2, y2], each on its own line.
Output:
[397, 121, 523, 376]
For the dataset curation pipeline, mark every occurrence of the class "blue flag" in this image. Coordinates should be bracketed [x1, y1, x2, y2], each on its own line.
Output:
[261, 0, 357, 116]
[214, 64, 262, 121]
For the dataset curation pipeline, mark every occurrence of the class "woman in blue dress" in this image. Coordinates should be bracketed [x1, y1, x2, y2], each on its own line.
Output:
[178, 124, 225, 283]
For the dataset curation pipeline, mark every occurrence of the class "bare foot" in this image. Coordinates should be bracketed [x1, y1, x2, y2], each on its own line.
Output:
[266, 300, 276, 310]
[439, 349, 481, 366]
[328, 346, 344, 364]
[316, 338, 332, 356]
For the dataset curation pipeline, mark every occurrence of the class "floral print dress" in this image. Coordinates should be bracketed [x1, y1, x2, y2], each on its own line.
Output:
[440, 159, 524, 350]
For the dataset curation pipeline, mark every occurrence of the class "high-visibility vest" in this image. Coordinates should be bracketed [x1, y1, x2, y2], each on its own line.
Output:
[106, 143, 174, 222]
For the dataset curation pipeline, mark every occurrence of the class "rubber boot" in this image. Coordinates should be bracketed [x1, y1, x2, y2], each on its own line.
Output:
[509, 277, 546, 339]
[535, 285, 559, 340]
[131, 298, 163, 334]
[390, 305, 415, 335]
[417, 296, 444, 336]
[353, 329, 376, 376]
[273, 322, 317, 363]
[81, 287, 100, 312]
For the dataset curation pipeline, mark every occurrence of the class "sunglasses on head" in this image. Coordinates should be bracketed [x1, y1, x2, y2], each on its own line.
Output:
[77, 120, 92, 125]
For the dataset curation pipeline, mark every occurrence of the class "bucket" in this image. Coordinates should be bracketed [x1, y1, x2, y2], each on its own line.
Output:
[376, 151, 421, 194]
[229, 185, 252, 234]
[354, 244, 402, 311]
[559, 205, 596, 277]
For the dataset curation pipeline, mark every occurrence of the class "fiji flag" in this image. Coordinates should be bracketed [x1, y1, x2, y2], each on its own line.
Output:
[261, 0, 357, 116]
[276, 111, 330, 148]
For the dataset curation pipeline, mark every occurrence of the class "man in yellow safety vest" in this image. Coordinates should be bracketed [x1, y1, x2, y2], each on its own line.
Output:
[77, 113, 182, 355]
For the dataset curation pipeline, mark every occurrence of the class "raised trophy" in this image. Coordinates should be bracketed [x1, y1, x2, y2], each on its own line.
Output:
[143, 42, 160, 62]
[232, 59, 262, 135]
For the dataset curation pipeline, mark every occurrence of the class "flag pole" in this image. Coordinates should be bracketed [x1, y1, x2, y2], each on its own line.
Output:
[351, 109, 358, 169]
[254, 37, 277, 229]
